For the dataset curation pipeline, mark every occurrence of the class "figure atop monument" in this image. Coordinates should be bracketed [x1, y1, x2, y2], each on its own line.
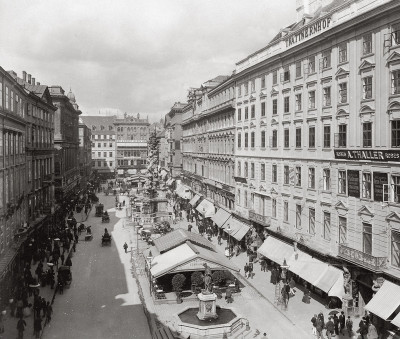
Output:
[203, 263, 212, 293]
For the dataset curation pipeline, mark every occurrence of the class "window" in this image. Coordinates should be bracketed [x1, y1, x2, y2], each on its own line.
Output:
[251, 132, 255, 148]
[295, 166, 302, 187]
[103, 152, 107, 157]
[261, 131, 266, 148]
[296, 204, 302, 229]
[392, 175, 400, 203]
[295, 94, 302, 111]
[338, 170, 347, 194]
[109, 161, 113, 167]
[261, 76, 266, 88]
[272, 99, 277, 115]
[238, 108, 242, 121]
[296, 127, 302, 148]
[324, 125, 331, 148]
[97, 152, 101, 157]
[272, 164, 277, 183]
[103, 143, 107, 147]
[391, 23, 400, 46]
[338, 43, 347, 63]
[272, 199, 277, 218]
[273, 70, 278, 85]
[362, 172, 372, 199]
[5, 86, 9, 110]
[244, 132, 248, 148]
[284, 165, 290, 185]
[237, 132, 241, 148]
[284, 201, 289, 222]
[309, 126, 315, 148]
[363, 122, 372, 147]
[392, 231, 400, 268]
[251, 79, 255, 92]
[363, 33, 372, 55]
[244, 162, 248, 177]
[309, 208, 315, 234]
[339, 217, 347, 244]
[284, 97, 290, 113]
[363, 223, 372, 255]
[272, 130, 277, 148]
[244, 190, 248, 207]
[284, 128, 290, 148]
[245, 107, 249, 120]
[109, 143, 112, 147]
[261, 163, 266, 181]
[237, 161, 241, 177]
[283, 66, 290, 82]
[308, 55, 316, 74]
[97, 161, 102, 167]
[308, 91, 315, 109]
[308, 167, 315, 189]
[251, 163, 255, 179]
[392, 120, 400, 147]
[338, 124, 347, 147]
[251, 105, 255, 118]
[323, 212, 331, 241]
[296, 61, 302, 78]
[361, 80, 372, 105]
[323, 87, 331, 107]
[97, 143, 101, 148]
[321, 50, 331, 69]
[244, 83, 249, 95]
[391, 70, 400, 95]
[238, 85, 242, 97]
[109, 152, 112, 157]
[323, 169, 331, 191]
[339, 83, 347, 103]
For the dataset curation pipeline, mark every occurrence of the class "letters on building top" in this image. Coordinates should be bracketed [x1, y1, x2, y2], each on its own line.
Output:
[285, 17, 332, 47]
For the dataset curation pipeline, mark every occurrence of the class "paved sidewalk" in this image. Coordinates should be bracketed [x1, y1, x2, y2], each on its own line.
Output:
[169, 207, 360, 339]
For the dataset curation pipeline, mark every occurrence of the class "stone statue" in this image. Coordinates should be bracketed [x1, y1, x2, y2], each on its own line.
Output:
[203, 263, 212, 293]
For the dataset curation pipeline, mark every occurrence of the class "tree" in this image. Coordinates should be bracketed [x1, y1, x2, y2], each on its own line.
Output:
[211, 271, 228, 286]
[191, 271, 204, 287]
[172, 274, 186, 292]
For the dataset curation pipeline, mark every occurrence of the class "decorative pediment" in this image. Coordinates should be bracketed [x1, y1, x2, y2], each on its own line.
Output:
[336, 108, 349, 116]
[359, 60, 375, 73]
[335, 201, 348, 211]
[360, 104, 374, 115]
[249, 94, 257, 101]
[270, 187, 278, 195]
[259, 90, 268, 98]
[358, 205, 374, 217]
[249, 182, 255, 189]
[259, 185, 266, 192]
[250, 121, 256, 127]
[386, 51, 400, 66]
[335, 67, 350, 79]
[388, 101, 400, 112]
[320, 76, 332, 85]
[260, 120, 266, 126]
[270, 88, 279, 96]
[271, 118, 279, 125]
[386, 211, 400, 223]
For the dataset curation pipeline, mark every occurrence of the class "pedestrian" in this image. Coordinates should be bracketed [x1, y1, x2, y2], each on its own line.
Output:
[123, 242, 128, 253]
[74, 233, 78, 243]
[260, 258, 266, 272]
[179, 211, 182, 221]
[60, 253, 65, 265]
[33, 316, 42, 338]
[325, 317, 334, 338]
[333, 313, 339, 335]
[17, 316, 26, 339]
[339, 311, 346, 335]
[0, 311, 4, 335]
[289, 277, 296, 297]
[346, 315, 353, 337]
[358, 317, 368, 339]
[217, 234, 222, 245]
[311, 314, 317, 336]
[188, 224, 192, 232]
[16, 298, 23, 318]
[315, 317, 325, 339]
[225, 288, 233, 303]
[248, 261, 254, 279]
[367, 322, 378, 339]
[65, 256, 72, 267]
[45, 302, 53, 324]
[72, 241, 76, 252]
[57, 280, 64, 295]
[244, 263, 249, 278]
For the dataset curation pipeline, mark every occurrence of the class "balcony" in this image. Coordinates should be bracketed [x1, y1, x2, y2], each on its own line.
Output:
[338, 244, 387, 272]
[249, 210, 271, 227]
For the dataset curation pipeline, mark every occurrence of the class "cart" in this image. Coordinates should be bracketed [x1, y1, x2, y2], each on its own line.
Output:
[58, 266, 72, 288]
[95, 204, 104, 217]
[101, 234, 112, 246]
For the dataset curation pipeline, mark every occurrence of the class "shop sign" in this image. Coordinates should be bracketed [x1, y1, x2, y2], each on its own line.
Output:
[334, 149, 400, 162]
[347, 170, 360, 198]
[373, 172, 388, 202]
[285, 17, 332, 47]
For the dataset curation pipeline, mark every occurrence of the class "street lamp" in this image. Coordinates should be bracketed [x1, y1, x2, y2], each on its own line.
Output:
[280, 259, 290, 282]
[226, 224, 232, 259]
[147, 252, 154, 293]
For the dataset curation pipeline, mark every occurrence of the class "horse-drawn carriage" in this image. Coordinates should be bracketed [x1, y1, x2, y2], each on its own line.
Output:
[101, 233, 112, 246]
[95, 204, 104, 217]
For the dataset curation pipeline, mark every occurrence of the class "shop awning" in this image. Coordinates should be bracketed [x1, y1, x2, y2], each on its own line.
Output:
[289, 252, 329, 287]
[166, 178, 175, 186]
[196, 199, 215, 218]
[257, 236, 295, 265]
[328, 272, 346, 299]
[176, 185, 191, 199]
[189, 194, 202, 206]
[314, 266, 343, 294]
[365, 281, 400, 320]
[211, 208, 231, 228]
[230, 218, 251, 241]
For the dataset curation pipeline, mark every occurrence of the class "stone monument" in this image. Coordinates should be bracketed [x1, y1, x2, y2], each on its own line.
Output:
[196, 263, 218, 320]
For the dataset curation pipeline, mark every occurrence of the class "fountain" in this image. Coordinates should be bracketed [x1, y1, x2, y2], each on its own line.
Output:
[176, 264, 243, 338]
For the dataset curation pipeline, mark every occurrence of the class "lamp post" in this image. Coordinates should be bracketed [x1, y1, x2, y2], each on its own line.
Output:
[280, 259, 290, 283]
[226, 224, 232, 259]
[147, 253, 154, 293]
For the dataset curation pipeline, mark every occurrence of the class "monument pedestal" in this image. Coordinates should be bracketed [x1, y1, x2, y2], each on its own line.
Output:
[196, 292, 218, 320]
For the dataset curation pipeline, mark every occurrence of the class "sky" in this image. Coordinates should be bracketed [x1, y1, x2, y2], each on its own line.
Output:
[0, 0, 294, 122]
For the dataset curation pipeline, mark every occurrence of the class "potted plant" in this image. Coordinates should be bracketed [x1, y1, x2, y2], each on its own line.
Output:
[191, 271, 203, 292]
[172, 273, 186, 304]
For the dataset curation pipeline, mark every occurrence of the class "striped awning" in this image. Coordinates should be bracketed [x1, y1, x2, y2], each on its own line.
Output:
[257, 236, 295, 265]
[196, 199, 215, 218]
[189, 194, 202, 206]
[211, 208, 231, 228]
[365, 281, 400, 320]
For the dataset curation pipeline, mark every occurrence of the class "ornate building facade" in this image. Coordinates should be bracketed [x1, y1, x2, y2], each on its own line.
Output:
[78, 118, 92, 189]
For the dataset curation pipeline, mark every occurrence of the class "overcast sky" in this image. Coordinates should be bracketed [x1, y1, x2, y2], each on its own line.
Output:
[0, 0, 294, 121]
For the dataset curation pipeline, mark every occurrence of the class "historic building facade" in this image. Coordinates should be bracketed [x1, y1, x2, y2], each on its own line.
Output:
[49, 87, 81, 203]
[78, 118, 92, 188]
[165, 102, 186, 178]
[80, 115, 116, 180]
[114, 113, 149, 178]
[234, 0, 400, 312]
[182, 76, 236, 211]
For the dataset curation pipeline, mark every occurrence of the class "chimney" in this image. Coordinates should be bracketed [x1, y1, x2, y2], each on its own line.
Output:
[32, 78, 36, 85]
[23, 71, 27, 82]
[28, 74, 31, 84]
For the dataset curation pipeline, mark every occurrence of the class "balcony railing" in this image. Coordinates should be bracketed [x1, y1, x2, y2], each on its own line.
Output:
[249, 210, 271, 227]
[338, 244, 387, 272]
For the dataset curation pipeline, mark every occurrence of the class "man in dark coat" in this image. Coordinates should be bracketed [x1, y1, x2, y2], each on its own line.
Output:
[17, 317, 26, 339]
[339, 311, 346, 335]
[333, 313, 339, 335]
[326, 317, 335, 338]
